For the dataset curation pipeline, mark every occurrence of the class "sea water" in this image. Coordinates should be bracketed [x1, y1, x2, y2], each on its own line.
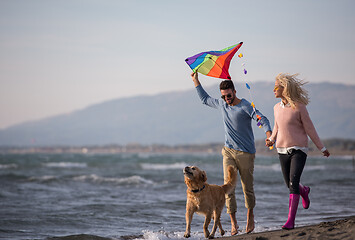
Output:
[0, 152, 354, 240]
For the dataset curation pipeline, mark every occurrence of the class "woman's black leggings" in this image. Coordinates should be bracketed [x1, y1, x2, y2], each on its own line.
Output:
[278, 149, 307, 194]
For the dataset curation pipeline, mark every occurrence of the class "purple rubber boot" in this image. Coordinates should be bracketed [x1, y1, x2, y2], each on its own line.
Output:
[299, 184, 310, 209]
[282, 194, 300, 230]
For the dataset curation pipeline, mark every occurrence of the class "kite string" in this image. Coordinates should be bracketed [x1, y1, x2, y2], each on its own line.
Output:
[239, 55, 257, 118]
[239, 53, 274, 150]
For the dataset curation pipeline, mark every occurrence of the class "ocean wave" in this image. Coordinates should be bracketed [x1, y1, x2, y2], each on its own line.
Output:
[134, 224, 281, 240]
[255, 163, 328, 172]
[329, 155, 355, 160]
[43, 162, 87, 168]
[28, 175, 58, 182]
[304, 165, 327, 171]
[134, 230, 204, 240]
[140, 162, 187, 170]
[0, 163, 18, 169]
[255, 163, 281, 172]
[73, 174, 155, 185]
[47, 234, 113, 240]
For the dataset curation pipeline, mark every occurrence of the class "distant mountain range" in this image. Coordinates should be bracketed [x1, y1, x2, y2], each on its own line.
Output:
[0, 81, 354, 146]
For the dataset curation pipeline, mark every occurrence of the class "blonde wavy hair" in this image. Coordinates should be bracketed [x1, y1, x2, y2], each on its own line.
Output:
[276, 73, 309, 108]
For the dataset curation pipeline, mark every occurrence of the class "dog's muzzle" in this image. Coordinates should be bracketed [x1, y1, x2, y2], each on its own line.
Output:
[183, 166, 193, 176]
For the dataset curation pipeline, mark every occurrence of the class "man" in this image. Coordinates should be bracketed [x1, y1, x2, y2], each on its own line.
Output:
[191, 72, 272, 235]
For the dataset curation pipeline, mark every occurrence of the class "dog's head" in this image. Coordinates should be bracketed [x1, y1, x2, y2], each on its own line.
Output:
[183, 166, 207, 188]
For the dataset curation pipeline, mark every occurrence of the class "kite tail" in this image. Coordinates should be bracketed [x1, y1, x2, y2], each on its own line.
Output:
[239, 52, 274, 150]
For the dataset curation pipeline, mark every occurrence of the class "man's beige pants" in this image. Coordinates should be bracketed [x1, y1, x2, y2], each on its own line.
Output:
[222, 146, 256, 214]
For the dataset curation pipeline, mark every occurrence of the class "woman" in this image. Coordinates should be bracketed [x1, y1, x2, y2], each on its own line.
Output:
[266, 73, 330, 230]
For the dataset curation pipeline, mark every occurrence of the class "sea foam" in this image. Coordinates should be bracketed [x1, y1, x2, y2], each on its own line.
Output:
[0, 163, 18, 169]
[43, 162, 87, 168]
[73, 174, 155, 185]
[135, 230, 204, 240]
[140, 162, 187, 170]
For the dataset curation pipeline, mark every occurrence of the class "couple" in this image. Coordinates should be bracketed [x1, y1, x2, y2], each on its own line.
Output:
[191, 72, 330, 235]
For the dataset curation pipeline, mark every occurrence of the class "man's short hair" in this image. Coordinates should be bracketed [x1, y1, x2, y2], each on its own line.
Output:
[219, 80, 235, 91]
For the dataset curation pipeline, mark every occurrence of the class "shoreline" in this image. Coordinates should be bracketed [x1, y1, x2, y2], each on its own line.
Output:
[219, 215, 355, 240]
[46, 216, 355, 240]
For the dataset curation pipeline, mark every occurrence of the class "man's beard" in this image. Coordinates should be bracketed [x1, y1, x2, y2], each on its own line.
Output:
[226, 95, 235, 105]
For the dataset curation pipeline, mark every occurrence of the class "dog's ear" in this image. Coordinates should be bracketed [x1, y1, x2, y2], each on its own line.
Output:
[201, 171, 207, 182]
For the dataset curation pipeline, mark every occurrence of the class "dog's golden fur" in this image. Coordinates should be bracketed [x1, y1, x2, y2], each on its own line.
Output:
[183, 165, 237, 238]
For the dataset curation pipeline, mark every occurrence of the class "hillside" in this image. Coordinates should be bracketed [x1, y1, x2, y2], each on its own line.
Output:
[0, 82, 354, 146]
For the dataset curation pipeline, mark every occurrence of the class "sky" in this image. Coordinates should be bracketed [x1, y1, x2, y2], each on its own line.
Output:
[0, 0, 354, 129]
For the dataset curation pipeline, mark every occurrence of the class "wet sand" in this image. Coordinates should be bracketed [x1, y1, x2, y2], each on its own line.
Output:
[220, 215, 355, 240]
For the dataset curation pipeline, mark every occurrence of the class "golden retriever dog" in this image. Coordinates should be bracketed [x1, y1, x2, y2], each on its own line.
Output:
[183, 165, 236, 239]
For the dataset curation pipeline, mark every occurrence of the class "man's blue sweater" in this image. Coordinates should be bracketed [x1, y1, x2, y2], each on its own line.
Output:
[196, 85, 271, 154]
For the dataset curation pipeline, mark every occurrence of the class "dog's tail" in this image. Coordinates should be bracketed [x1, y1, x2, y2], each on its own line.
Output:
[221, 166, 237, 195]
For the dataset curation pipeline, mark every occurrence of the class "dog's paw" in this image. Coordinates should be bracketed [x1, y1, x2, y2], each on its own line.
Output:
[184, 233, 190, 238]
[208, 235, 215, 239]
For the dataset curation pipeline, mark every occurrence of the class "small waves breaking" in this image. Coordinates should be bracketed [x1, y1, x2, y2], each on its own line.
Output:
[140, 162, 187, 170]
[28, 175, 58, 182]
[43, 162, 88, 168]
[255, 163, 328, 172]
[73, 174, 155, 185]
[132, 225, 278, 240]
[255, 163, 281, 172]
[0, 163, 18, 169]
[133, 230, 204, 240]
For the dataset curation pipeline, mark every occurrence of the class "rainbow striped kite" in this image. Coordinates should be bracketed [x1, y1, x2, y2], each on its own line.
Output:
[185, 42, 243, 80]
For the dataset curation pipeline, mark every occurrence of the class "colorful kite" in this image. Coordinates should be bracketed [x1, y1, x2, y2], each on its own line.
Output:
[185, 42, 243, 80]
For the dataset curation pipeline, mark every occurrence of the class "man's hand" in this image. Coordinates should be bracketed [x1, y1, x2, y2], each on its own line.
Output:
[191, 72, 201, 87]
[265, 132, 273, 148]
[265, 139, 274, 147]
[322, 149, 330, 157]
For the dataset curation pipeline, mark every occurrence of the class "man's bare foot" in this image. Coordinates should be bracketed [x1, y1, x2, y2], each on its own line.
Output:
[229, 212, 239, 235]
[246, 208, 255, 233]
[231, 224, 239, 235]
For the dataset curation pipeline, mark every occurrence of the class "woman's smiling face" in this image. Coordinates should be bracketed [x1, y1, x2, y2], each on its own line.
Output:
[273, 80, 284, 98]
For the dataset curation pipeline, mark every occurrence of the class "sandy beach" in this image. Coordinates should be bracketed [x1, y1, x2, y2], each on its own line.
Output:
[46, 216, 355, 240]
[220, 215, 355, 240]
